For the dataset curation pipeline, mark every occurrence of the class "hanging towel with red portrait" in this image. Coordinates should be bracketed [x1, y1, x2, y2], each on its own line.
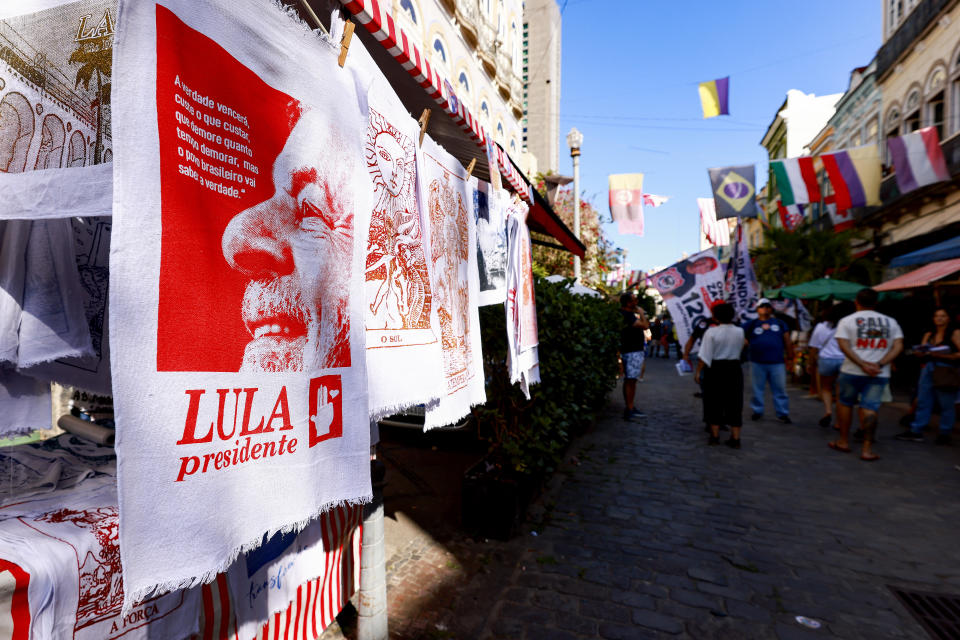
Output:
[110, 0, 372, 608]
[342, 35, 445, 419]
[417, 135, 486, 430]
[0, 0, 115, 220]
[505, 199, 540, 399]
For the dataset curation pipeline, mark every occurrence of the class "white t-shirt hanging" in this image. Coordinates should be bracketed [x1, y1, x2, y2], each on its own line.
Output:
[835, 310, 903, 377]
[343, 36, 445, 419]
[418, 135, 486, 429]
[0, 0, 115, 220]
[111, 0, 371, 607]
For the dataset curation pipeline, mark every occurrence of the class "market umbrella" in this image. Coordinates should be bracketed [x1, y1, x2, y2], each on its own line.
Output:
[776, 278, 865, 301]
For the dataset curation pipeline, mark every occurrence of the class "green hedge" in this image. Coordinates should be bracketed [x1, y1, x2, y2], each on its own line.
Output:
[475, 276, 621, 477]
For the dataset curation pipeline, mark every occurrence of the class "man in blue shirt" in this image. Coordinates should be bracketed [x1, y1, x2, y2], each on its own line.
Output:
[743, 298, 794, 423]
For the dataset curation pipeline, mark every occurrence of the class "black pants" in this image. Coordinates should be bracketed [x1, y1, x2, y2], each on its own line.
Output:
[702, 359, 744, 427]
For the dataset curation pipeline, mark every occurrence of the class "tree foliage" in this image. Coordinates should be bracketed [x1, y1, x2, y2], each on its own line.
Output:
[751, 222, 880, 288]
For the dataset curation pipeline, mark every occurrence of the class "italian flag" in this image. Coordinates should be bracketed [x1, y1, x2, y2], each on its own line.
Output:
[771, 157, 820, 206]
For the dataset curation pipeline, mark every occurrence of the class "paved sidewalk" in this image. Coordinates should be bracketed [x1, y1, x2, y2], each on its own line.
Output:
[328, 357, 960, 639]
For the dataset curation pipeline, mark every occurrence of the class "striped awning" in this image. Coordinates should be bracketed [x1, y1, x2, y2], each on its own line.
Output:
[874, 258, 960, 291]
[340, 0, 531, 201]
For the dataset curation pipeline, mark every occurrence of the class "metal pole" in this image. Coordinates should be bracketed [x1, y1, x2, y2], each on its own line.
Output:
[620, 250, 627, 293]
[572, 149, 581, 282]
[357, 459, 388, 640]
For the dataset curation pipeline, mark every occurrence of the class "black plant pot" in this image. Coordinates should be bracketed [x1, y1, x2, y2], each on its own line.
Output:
[461, 455, 538, 541]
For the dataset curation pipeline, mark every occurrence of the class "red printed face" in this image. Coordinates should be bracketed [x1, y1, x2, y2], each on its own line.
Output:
[222, 111, 354, 372]
[155, 6, 354, 372]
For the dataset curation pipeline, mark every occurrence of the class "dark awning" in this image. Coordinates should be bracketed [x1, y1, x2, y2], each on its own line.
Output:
[890, 236, 960, 267]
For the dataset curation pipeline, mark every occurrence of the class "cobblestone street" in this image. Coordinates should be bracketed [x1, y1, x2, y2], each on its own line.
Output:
[330, 357, 960, 639]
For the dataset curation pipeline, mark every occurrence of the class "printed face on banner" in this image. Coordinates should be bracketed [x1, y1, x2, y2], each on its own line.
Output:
[474, 185, 507, 293]
[0, 0, 115, 175]
[156, 7, 355, 372]
[363, 109, 434, 347]
[425, 159, 474, 393]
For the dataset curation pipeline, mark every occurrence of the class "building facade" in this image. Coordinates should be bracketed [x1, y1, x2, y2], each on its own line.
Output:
[869, 0, 960, 266]
[760, 89, 842, 228]
[390, 0, 526, 163]
[521, 0, 561, 174]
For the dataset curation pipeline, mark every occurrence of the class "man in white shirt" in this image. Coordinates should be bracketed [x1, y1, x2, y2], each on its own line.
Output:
[831, 288, 903, 461]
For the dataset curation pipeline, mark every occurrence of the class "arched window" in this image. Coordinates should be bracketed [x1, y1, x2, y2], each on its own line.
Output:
[510, 139, 516, 152]
[925, 66, 947, 139]
[903, 89, 921, 133]
[883, 105, 901, 163]
[67, 130, 86, 167]
[481, 101, 489, 118]
[951, 47, 960, 136]
[101, 147, 112, 163]
[34, 114, 65, 170]
[432, 38, 447, 65]
[400, 0, 417, 24]
[458, 71, 469, 93]
[496, 121, 504, 142]
[0, 92, 34, 173]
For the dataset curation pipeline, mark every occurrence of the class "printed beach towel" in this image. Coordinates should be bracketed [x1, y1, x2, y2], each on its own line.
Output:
[0, 0, 115, 220]
[345, 38, 444, 418]
[418, 135, 486, 429]
[0, 476, 201, 639]
[111, 0, 372, 606]
[226, 504, 362, 640]
[505, 199, 540, 399]
[473, 179, 509, 306]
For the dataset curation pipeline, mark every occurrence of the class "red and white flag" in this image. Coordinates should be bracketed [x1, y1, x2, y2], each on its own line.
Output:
[642, 193, 670, 208]
[697, 198, 730, 247]
[776, 200, 805, 232]
[609, 174, 645, 235]
[824, 195, 854, 232]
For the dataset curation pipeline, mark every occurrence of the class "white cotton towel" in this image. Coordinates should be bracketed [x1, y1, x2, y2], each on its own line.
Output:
[506, 200, 540, 399]
[418, 136, 486, 430]
[473, 181, 509, 306]
[18, 219, 93, 368]
[0, 221, 30, 365]
[0, 0, 115, 220]
[112, 0, 371, 608]
[344, 37, 444, 419]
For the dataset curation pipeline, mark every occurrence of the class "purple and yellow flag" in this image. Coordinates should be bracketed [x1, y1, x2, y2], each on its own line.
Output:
[698, 77, 729, 118]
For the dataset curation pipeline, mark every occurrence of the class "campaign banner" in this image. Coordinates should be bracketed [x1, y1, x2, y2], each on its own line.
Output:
[649, 249, 724, 347]
[724, 222, 759, 324]
[111, 0, 371, 607]
[0, 0, 115, 219]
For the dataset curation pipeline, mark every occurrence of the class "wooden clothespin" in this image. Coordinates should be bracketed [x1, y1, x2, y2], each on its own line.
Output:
[465, 157, 477, 178]
[338, 20, 355, 67]
[418, 109, 432, 147]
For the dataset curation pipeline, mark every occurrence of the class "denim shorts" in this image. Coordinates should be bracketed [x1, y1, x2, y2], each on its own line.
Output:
[623, 350, 645, 380]
[836, 373, 888, 412]
[817, 357, 844, 378]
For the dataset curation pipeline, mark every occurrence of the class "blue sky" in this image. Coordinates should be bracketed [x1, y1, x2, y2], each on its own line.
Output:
[553, 0, 881, 273]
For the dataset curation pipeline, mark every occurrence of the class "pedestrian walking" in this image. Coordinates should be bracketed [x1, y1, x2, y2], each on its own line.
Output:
[743, 298, 794, 423]
[808, 303, 852, 428]
[831, 288, 904, 461]
[648, 318, 663, 358]
[684, 312, 719, 399]
[620, 291, 650, 420]
[695, 302, 745, 448]
[895, 307, 960, 445]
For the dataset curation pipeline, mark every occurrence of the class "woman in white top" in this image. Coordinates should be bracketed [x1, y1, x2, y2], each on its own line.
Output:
[695, 302, 746, 448]
[808, 303, 851, 428]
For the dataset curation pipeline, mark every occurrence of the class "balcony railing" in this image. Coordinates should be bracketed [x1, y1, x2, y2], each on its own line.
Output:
[877, 0, 951, 79]
[455, 0, 479, 45]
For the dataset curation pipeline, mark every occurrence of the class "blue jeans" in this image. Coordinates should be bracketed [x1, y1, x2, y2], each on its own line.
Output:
[750, 362, 789, 417]
[911, 363, 956, 434]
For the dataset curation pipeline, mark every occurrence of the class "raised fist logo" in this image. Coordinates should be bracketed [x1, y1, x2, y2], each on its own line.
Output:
[309, 375, 342, 447]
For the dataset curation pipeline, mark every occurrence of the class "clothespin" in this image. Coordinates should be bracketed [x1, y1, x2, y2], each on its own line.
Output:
[338, 20, 355, 67]
[418, 109, 431, 147]
[465, 157, 477, 178]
